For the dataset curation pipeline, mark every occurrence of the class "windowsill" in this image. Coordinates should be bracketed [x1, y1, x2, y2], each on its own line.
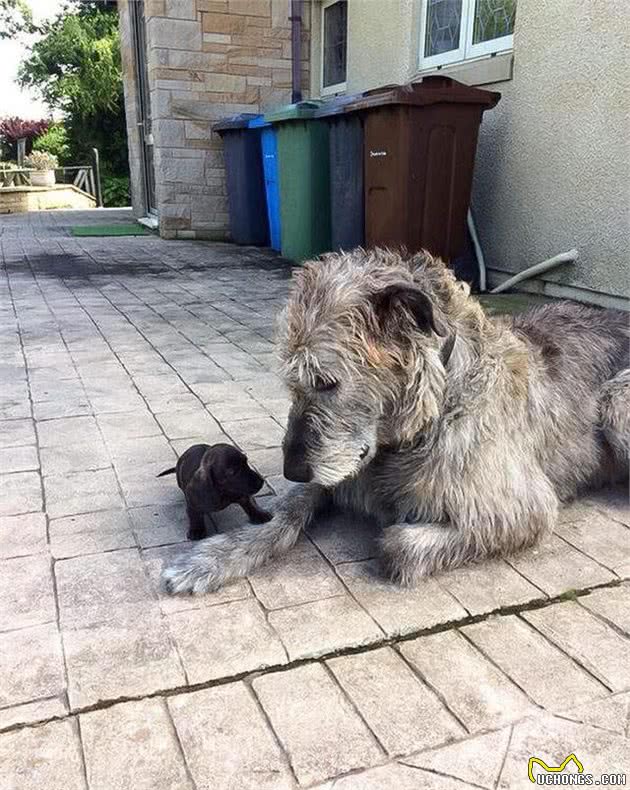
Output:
[414, 51, 514, 87]
[321, 81, 347, 97]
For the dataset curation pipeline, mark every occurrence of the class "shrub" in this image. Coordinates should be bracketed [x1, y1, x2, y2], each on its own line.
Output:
[32, 124, 70, 163]
[23, 151, 59, 170]
[0, 117, 50, 144]
[0, 117, 51, 160]
[102, 174, 130, 207]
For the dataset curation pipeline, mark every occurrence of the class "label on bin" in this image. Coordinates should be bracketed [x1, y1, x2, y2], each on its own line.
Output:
[370, 150, 387, 157]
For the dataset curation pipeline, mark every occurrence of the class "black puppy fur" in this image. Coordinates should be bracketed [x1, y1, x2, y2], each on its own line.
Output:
[158, 443, 272, 540]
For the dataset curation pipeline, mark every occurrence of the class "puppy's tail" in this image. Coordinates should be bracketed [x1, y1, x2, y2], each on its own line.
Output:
[157, 467, 176, 478]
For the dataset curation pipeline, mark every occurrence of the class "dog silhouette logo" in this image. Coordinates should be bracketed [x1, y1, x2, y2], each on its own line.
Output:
[528, 754, 584, 783]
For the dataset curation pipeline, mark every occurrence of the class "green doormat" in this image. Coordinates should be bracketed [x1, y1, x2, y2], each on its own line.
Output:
[71, 224, 151, 237]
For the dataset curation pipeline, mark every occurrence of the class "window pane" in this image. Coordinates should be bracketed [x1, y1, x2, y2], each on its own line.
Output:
[323, 1, 347, 87]
[424, 0, 463, 57]
[473, 0, 516, 44]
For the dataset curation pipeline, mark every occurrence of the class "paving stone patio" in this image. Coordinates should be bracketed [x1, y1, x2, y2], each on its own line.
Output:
[1, 209, 629, 789]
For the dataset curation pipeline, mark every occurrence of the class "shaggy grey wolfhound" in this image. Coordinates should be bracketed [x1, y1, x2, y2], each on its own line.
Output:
[163, 248, 629, 594]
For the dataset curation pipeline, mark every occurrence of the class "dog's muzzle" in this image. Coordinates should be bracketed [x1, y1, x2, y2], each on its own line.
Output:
[283, 455, 312, 483]
[283, 435, 313, 482]
[282, 413, 315, 482]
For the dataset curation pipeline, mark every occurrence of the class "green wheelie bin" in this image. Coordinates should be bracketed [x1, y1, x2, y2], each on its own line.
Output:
[264, 101, 330, 262]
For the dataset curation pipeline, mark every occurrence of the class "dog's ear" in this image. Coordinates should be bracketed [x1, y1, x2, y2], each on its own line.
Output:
[371, 285, 444, 336]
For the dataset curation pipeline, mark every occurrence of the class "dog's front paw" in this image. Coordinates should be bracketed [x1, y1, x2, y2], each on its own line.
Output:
[161, 537, 229, 595]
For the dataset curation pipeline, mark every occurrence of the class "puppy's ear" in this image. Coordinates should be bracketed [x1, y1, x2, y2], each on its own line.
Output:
[371, 284, 445, 336]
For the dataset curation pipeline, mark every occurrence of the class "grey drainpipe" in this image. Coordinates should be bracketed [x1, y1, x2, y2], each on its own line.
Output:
[290, 0, 302, 103]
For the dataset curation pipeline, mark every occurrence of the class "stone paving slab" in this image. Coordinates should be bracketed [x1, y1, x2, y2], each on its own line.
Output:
[0, 720, 86, 790]
[167, 598, 287, 683]
[498, 709, 630, 789]
[253, 663, 385, 786]
[49, 509, 136, 559]
[400, 629, 536, 731]
[0, 553, 56, 631]
[0, 511, 47, 559]
[405, 728, 512, 789]
[336, 559, 468, 636]
[168, 683, 293, 790]
[523, 599, 630, 692]
[327, 646, 465, 756]
[81, 699, 194, 790]
[0, 696, 68, 732]
[0, 210, 628, 788]
[63, 613, 185, 710]
[462, 614, 608, 712]
[578, 582, 630, 634]
[0, 623, 65, 709]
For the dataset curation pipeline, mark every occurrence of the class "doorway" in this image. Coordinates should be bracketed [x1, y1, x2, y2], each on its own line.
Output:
[130, 0, 156, 215]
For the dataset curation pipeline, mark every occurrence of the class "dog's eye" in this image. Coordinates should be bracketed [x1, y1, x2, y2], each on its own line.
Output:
[314, 378, 338, 393]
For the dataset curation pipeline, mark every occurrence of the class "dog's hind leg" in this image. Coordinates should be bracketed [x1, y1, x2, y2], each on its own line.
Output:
[599, 369, 630, 472]
[162, 484, 329, 594]
[379, 516, 549, 585]
[380, 523, 474, 585]
[379, 482, 558, 585]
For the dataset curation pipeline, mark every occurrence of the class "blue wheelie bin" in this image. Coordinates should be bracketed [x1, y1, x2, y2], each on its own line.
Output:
[213, 113, 269, 246]
[248, 115, 281, 251]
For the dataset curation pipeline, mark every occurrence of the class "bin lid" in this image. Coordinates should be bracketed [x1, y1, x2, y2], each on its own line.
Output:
[264, 100, 324, 123]
[312, 92, 366, 118]
[213, 113, 262, 133]
[343, 76, 500, 112]
[312, 85, 400, 118]
[247, 115, 271, 129]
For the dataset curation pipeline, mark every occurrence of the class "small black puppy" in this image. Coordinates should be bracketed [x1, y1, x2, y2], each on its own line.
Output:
[157, 443, 272, 540]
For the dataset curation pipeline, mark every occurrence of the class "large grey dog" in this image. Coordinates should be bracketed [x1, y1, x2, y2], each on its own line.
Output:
[163, 248, 629, 594]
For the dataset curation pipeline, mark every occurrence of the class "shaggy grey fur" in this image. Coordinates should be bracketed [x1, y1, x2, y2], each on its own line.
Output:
[162, 249, 629, 594]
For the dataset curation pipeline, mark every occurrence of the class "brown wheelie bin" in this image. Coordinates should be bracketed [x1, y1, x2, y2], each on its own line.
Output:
[345, 76, 500, 261]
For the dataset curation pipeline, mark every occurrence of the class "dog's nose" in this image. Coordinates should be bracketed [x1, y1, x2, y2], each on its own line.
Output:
[282, 416, 313, 482]
[283, 457, 312, 483]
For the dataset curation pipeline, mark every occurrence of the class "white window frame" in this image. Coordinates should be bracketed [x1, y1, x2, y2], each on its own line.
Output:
[418, 0, 514, 71]
[320, 0, 347, 96]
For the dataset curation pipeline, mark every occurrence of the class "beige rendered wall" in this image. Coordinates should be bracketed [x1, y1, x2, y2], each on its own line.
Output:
[310, 0, 418, 96]
[309, 0, 629, 304]
[119, 0, 309, 239]
[472, 0, 630, 302]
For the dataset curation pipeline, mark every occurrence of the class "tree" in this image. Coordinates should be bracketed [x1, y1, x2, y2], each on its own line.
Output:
[0, 0, 37, 39]
[18, 1, 128, 177]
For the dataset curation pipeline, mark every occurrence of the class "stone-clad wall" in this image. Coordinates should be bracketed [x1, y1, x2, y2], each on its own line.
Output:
[119, 0, 310, 239]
